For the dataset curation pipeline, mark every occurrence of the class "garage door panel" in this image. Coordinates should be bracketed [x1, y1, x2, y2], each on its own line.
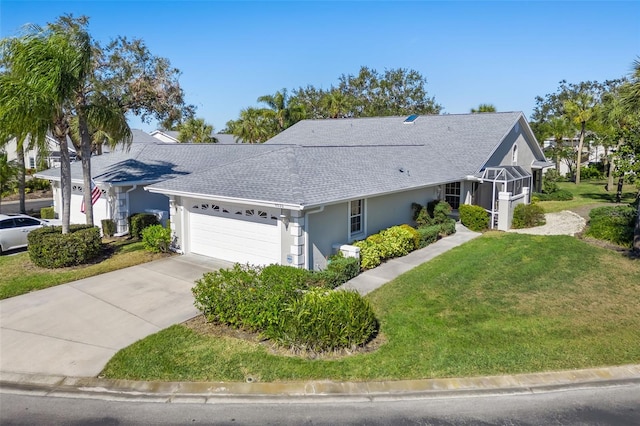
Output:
[188, 205, 280, 266]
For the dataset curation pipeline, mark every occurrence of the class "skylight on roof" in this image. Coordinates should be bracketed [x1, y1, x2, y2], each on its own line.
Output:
[403, 114, 419, 124]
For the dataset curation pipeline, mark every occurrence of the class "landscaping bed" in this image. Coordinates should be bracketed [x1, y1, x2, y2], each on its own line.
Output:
[101, 233, 640, 382]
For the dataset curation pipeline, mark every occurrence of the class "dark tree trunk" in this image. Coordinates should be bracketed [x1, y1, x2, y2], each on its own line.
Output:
[16, 147, 26, 214]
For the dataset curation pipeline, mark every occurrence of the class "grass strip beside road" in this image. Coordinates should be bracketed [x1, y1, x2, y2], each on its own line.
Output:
[0, 240, 168, 300]
[102, 233, 640, 382]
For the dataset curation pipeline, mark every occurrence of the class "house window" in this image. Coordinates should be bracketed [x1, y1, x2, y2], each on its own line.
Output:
[28, 157, 36, 169]
[444, 182, 461, 209]
[512, 144, 518, 164]
[350, 199, 364, 235]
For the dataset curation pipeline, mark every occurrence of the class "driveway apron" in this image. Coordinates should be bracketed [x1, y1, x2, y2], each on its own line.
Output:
[0, 254, 231, 378]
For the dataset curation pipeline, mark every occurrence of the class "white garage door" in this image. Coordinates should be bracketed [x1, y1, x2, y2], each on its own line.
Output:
[188, 202, 281, 266]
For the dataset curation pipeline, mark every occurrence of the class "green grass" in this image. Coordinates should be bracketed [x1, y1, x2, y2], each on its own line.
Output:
[0, 239, 168, 300]
[538, 180, 637, 213]
[102, 233, 640, 382]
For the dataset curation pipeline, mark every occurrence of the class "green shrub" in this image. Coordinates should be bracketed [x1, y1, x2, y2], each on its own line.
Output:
[580, 164, 605, 180]
[432, 200, 452, 224]
[417, 225, 440, 247]
[353, 224, 420, 270]
[379, 225, 418, 257]
[28, 225, 102, 268]
[101, 219, 116, 237]
[142, 224, 171, 253]
[542, 169, 560, 194]
[400, 223, 421, 250]
[439, 218, 457, 236]
[312, 253, 360, 289]
[414, 200, 452, 227]
[352, 238, 384, 270]
[585, 206, 636, 247]
[268, 288, 378, 353]
[128, 213, 160, 239]
[40, 206, 54, 219]
[25, 178, 51, 192]
[459, 204, 489, 231]
[511, 203, 546, 229]
[192, 263, 313, 332]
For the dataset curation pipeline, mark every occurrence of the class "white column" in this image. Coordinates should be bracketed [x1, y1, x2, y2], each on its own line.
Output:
[497, 192, 512, 231]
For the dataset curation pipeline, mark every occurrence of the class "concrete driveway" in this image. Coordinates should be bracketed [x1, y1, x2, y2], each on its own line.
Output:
[0, 254, 232, 378]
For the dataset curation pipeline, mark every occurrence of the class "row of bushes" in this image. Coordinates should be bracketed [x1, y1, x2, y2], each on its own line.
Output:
[459, 201, 547, 231]
[352, 201, 456, 270]
[585, 205, 636, 247]
[192, 261, 375, 353]
[28, 225, 102, 268]
[532, 189, 573, 202]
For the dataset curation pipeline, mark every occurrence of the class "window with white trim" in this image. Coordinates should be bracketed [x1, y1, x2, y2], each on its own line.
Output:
[350, 199, 364, 235]
[512, 144, 518, 164]
[444, 182, 461, 209]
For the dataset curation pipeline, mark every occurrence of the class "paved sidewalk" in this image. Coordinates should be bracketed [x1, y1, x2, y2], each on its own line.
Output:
[340, 223, 481, 295]
[0, 254, 232, 378]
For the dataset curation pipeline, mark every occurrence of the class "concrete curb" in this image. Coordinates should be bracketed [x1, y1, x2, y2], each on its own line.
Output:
[2, 365, 639, 404]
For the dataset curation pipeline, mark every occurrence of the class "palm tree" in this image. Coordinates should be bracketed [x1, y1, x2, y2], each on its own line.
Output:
[563, 92, 597, 185]
[232, 107, 274, 144]
[546, 116, 575, 176]
[471, 104, 497, 113]
[0, 23, 91, 233]
[177, 117, 217, 143]
[320, 89, 351, 118]
[258, 89, 305, 137]
[0, 151, 20, 213]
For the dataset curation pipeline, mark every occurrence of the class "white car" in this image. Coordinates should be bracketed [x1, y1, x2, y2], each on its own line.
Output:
[0, 214, 61, 255]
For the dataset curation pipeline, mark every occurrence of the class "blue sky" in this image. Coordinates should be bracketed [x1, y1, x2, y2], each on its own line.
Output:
[2, 1, 639, 132]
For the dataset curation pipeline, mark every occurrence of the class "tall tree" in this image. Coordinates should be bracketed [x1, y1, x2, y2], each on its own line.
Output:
[257, 89, 305, 136]
[471, 103, 497, 113]
[0, 150, 20, 213]
[618, 57, 640, 251]
[177, 117, 217, 143]
[531, 80, 605, 184]
[0, 22, 91, 233]
[228, 107, 274, 144]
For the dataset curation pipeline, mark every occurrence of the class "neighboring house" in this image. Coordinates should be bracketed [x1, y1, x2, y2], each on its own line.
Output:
[150, 129, 241, 144]
[3, 134, 76, 170]
[542, 137, 604, 177]
[36, 113, 552, 270]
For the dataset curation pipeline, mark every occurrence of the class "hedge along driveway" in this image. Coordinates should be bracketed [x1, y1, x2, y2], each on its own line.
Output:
[0, 254, 233, 377]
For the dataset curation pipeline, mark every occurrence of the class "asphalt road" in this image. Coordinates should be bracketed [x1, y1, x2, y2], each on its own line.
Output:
[1, 383, 638, 425]
[0, 198, 53, 215]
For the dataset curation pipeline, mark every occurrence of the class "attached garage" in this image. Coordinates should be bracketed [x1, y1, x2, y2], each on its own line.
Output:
[69, 185, 109, 225]
[187, 201, 281, 266]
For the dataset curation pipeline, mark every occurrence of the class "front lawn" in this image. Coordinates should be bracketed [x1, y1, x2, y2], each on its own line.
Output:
[0, 239, 168, 300]
[539, 180, 637, 213]
[101, 233, 640, 382]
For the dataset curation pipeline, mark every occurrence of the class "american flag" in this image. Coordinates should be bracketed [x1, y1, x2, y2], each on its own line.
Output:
[81, 179, 102, 213]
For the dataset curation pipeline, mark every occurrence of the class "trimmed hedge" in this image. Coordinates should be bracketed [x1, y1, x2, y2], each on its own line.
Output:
[267, 288, 378, 353]
[101, 219, 116, 237]
[27, 225, 102, 268]
[415, 200, 452, 227]
[353, 224, 419, 270]
[512, 203, 546, 229]
[193, 264, 313, 332]
[192, 262, 378, 353]
[585, 205, 636, 247]
[40, 207, 54, 219]
[459, 204, 489, 231]
[142, 224, 171, 253]
[128, 213, 159, 239]
[313, 253, 360, 289]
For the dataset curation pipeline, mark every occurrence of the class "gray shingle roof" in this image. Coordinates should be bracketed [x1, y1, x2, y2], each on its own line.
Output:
[38, 112, 535, 208]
